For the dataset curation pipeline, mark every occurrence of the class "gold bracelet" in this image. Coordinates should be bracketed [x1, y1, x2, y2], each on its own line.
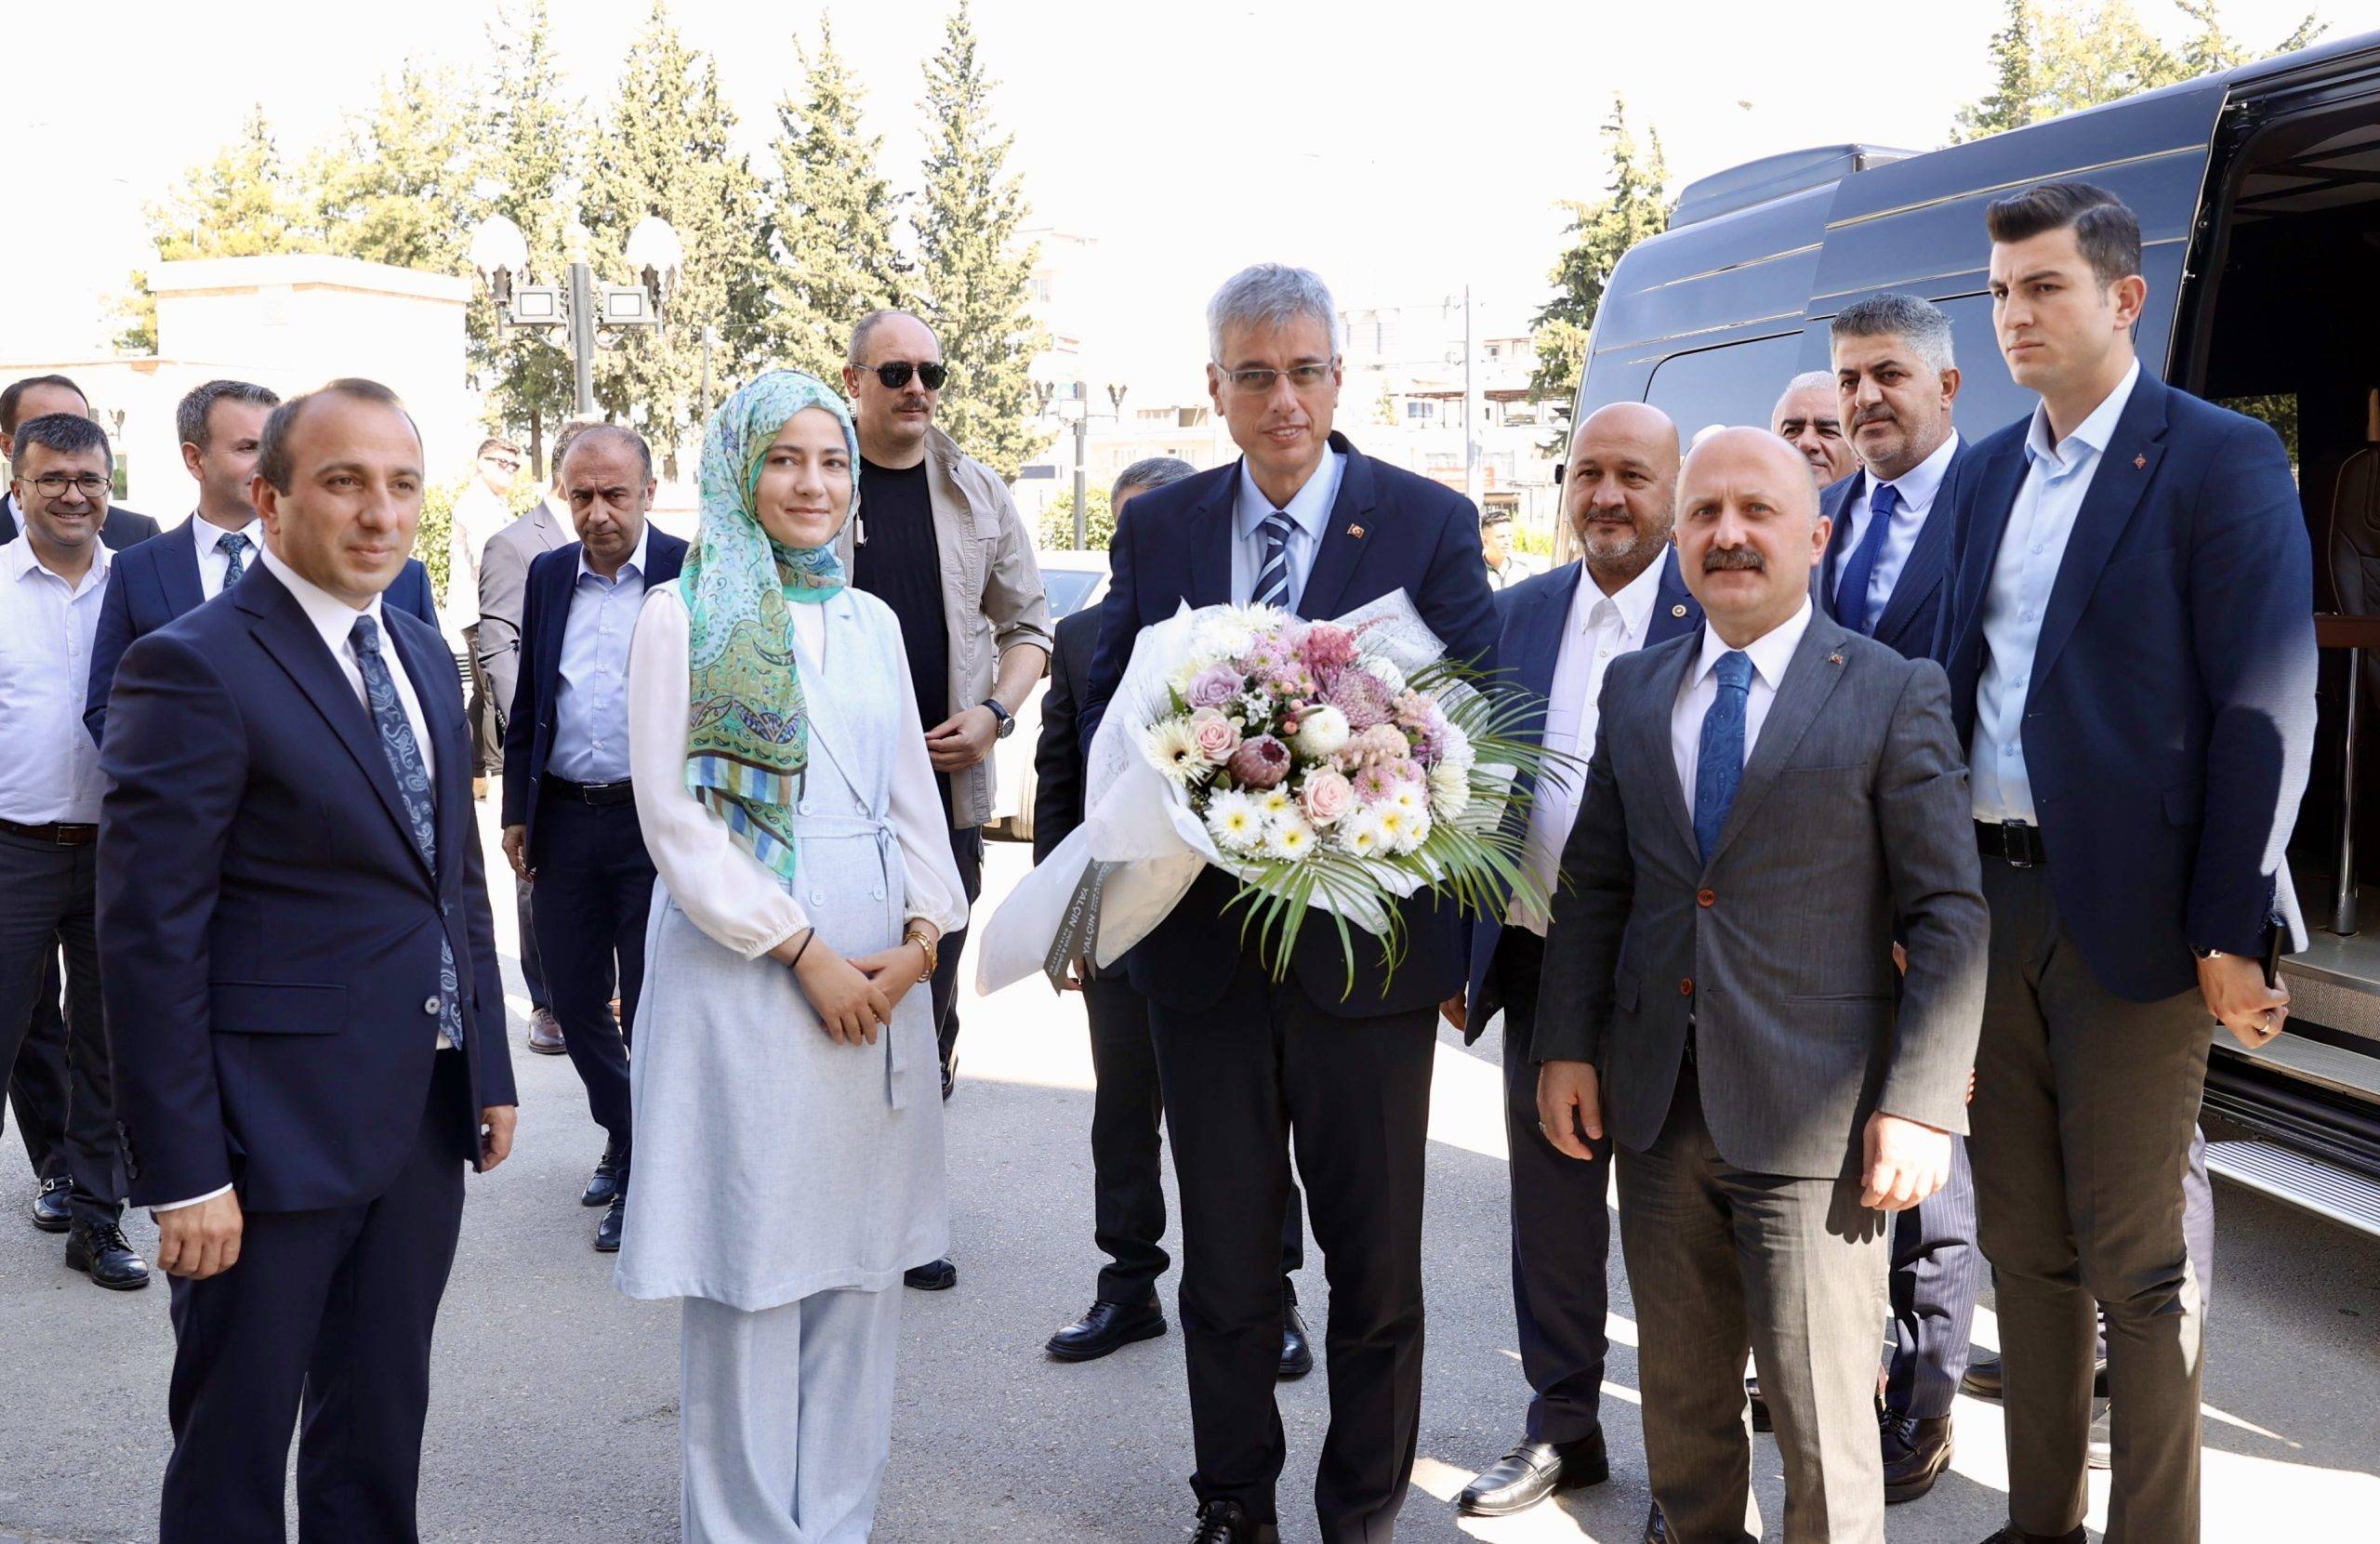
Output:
[904, 924, 939, 983]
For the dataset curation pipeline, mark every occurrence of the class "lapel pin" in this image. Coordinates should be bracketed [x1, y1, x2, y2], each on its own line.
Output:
[2133, 453, 2147, 469]
[1346, 523, 1366, 538]
[1828, 651, 1844, 666]
[1672, 603, 1688, 618]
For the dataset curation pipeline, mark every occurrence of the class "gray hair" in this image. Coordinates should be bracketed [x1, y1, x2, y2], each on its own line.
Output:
[11, 412, 113, 474]
[177, 379, 281, 453]
[1111, 455, 1197, 504]
[848, 309, 940, 366]
[1207, 264, 1343, 363]
[559, 423, 654, 485]
[1831, 293, 1955, 375]
[1779, 369, 1835, 400]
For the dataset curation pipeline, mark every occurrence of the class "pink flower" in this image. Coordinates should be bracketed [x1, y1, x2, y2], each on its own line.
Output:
[1300, 768, 1354, 827]
[1188, 706, 1242, 764]
[1301, 624, 1359, 672]
[1324, 669, 1395, 730]
[1184, 665, 1246, 710]
[1225, 734, 1291, 789]
[1351, 762, 1406, 804]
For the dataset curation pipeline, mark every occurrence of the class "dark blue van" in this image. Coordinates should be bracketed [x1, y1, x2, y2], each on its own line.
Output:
[1569, 30, 2380, 1233]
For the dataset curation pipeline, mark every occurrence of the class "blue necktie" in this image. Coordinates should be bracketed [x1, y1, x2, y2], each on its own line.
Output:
[1694, 650, 1752, 864]
[351, 615, 464, 1049]
[1251, 510, 1295, 612]
[218, 532, 249, 590]
[1833, 482, 1899, 636]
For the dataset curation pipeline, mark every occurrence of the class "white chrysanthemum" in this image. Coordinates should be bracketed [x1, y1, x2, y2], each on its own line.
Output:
[1263, 813, 1317, 861]
[1144, 717, 1210, 785]
[1391, 781, 1427, 816]
[1392, 807, 1432, 854]
[1428, 761, 1473, 819]
[1336, 805, 1384, 857]
[1192, 615, 1259, 661]
[1290, 704, 1351, 759]
[1206, 789, 1264, 852]
[1438, 727, 1477, 773]
[1359, 653, 1408, 694]
[1257, 787, 1297, 823]
[1374, 805, 1409, 849]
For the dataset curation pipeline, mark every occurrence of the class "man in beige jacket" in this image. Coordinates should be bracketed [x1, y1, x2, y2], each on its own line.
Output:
[839, 309, 1051, 1291]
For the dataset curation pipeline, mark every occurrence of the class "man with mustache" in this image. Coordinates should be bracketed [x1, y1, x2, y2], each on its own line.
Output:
[1771, 371, 1858, 487]
[1448, 402, 1702, 1519]
[1536, 427, 1986, 1544]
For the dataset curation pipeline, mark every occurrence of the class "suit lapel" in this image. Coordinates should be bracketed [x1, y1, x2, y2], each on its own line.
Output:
[1816, 471, 1864, 620]
[649, 530, 689, 587]
[1646, 547, 1703, 646]
[1294, 437, 1375, 621]
[1949, 441, 2028, 659]
[534, 551, 574, 713]
[161, 519, 205, 616]
[1707, 612, 1854, 865]
[1514, 564, 1580, 704]
[241, 573, 426, 878]
[2030, 378, 2171, 693]
[1186, 470, 1236, 608]
[1871, 486, 1954, 650]
[1638, 634, 1702, 858]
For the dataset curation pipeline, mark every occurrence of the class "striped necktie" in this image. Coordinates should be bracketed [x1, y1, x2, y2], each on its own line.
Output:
[1252, 510, 1295, 611]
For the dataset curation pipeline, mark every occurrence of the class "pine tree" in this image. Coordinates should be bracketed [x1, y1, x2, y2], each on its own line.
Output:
[581, 0, 774, 478]
[762, 17, 911, 383]
[311, 60, 484, 273]
[913, 1, 1050, 482]
[478, 0, 580, 478]
[1527, 97, 1672, 427]
[1953, 0, 2042, 141]
[113, 106, 320, 350]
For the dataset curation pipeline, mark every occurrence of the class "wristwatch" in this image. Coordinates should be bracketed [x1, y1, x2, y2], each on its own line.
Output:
[982, 697, 1015, 739]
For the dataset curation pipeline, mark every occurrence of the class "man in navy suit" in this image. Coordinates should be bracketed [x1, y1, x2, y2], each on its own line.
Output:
[1447, 402, 1700, 1520]
[85, 379, 441, 746]
[99, 378, 518, 1544]
[1939, 184, 2314, 1544]
[499, 426, 684, 1253]
[1081, 264, 1498, 1544]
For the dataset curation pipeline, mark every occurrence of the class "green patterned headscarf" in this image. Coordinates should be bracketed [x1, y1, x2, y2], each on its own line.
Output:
[680, 369, 858, 883]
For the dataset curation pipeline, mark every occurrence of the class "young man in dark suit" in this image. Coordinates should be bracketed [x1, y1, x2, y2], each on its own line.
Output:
[99, 378, 517, 1544]
[499, 426, 685, 1252]
[1080, 263, 1499, 1544]
[0, 375, 159, 548]
[1448, 402, 1700, 1520]
[1939, 182, 2316, 1544]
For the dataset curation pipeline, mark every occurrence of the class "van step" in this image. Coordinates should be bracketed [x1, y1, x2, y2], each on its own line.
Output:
[2206, 1138, 2380, 1238]
[2215, 1024, 2380, 1100]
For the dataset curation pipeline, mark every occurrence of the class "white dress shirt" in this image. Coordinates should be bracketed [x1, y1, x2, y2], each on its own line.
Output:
[192, 508, 263, 602]
[443, 481, 515, 643]
[1832, 431, 1960, 623]
[548, 527, 648, 784]
[1970, 361, 2141, 824]
[1673, 599, 1813, 812]
[1230, 448, 1345, 614]
[0, 536, 112, 825]
[1510, 558, 1669, 934]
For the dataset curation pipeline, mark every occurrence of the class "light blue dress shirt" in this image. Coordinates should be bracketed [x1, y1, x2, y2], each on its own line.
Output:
[1230, 447, 1344, 614]
[1834, 431, 1959, 623]
[1970, 361, 2141, 823]
[548, 528, 649, 785]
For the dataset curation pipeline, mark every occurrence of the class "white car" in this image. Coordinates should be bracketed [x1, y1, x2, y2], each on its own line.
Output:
[985, 549, 1110, 843]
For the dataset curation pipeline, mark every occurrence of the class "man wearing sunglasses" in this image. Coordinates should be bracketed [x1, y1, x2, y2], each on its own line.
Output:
[839, 310, 1051, 1294]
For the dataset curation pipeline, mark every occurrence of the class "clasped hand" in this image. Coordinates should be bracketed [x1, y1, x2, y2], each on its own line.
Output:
[774, 929, 932, 1045]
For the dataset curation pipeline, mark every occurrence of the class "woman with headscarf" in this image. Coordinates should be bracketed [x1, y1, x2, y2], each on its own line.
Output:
[621, 370, 965, 1542]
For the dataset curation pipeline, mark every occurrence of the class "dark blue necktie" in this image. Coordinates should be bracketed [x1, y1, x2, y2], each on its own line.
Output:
[217, 531, 249, 590]
[1694, 650, 1752, 864]
[351, 615, 463, 1048]
[1833, 482, 1899, 636]
[1252, 511, 1294, 612]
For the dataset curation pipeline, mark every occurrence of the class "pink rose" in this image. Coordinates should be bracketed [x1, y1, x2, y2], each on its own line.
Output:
[1300, 768, 1354, 827]
[1189, 706, 1241, 764]
[1225, 734, 1291, 789]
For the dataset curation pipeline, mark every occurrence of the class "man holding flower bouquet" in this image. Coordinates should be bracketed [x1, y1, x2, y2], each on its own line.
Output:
[1079, 263, 1498, 1544]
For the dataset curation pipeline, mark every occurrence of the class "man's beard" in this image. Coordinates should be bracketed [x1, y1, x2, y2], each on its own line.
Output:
[1577, 517, 1666, 580]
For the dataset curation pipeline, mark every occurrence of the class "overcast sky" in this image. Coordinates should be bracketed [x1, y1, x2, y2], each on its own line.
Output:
[6, 0, 2352, 387]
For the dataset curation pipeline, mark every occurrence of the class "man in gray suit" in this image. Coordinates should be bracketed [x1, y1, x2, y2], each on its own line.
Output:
[1535, 427, 1987, 1544]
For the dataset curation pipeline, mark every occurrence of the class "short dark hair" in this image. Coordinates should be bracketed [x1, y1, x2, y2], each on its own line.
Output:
[477, 436, 523, 460]
[1984, 181, 2141, 289]
[1111, 455, 1197, 504]
[559, 424, 654, 485]
[1, 374, 86, 436]
[177, 379, 281, 452]
[10, 412, 113, 474]
[256, 377, 420, 495]
[1481, 508, 1514, 527]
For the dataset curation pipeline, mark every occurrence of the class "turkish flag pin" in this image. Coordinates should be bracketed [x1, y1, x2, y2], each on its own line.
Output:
[1828, 651, 1845, 666]
[2133, 453, 2147, 469]
[1347, 523, 1366, 538]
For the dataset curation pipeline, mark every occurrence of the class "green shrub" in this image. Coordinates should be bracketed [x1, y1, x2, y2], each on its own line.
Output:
[1038, 487, 1115, 551]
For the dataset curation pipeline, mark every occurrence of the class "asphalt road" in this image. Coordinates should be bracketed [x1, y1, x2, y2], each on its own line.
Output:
[3, 831, 2377, 1542]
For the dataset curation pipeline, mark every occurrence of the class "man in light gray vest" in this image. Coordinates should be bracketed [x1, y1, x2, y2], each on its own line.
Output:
[1535, 427, 1987, 1544]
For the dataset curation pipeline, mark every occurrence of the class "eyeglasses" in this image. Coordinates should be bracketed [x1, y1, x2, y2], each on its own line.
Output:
[1217, 363, 1337, 394]
[482, 455, 522, 473]
[872, 361, 947, 391]
[16, 472, 111, 499]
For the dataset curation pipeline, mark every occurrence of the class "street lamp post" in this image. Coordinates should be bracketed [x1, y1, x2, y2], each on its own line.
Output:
[1069, 381, 1089, 550]
[469, 211, 683, 424]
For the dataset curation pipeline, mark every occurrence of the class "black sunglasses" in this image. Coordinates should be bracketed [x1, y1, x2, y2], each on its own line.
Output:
[872, 361, 947, 391]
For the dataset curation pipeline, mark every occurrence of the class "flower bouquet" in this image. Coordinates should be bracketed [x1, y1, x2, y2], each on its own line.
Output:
[976, 591, 1566, 997]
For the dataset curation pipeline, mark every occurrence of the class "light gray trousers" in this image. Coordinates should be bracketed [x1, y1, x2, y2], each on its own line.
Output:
[679, 1287, 904, 1543]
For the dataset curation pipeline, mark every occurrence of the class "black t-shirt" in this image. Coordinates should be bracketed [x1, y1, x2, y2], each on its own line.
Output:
[851, 456, 950, 746]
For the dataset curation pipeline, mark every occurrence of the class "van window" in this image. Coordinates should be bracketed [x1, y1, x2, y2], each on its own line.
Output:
[1644, 334, 1805, 439]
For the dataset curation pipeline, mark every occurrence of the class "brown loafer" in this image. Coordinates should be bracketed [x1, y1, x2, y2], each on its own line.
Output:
[526, 1007, 565, 1055]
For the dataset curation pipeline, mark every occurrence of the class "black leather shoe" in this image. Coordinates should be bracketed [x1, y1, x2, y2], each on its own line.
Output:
[1960, 1352, 2109, 1400]
[1457, 1429, 1609, 1516]
[580, 1144, 622, 1208]
[30, 1175, 72, 1233]
[1643, 1501, 1668, 1543]
[1979, 1527, 2087, 1543]
[594, 1194, 625, 1253]
[1746, 1373, 1772, 1432]
[1047, 1298, 1166, 1362]
[1277, 1300, 1313, 1379]
[1188, 1498, 1279, 1544]
[1882, 1409, 1954, 1503]
[905, 1257, 958, 1290]
[64, 1219, 150, 1290]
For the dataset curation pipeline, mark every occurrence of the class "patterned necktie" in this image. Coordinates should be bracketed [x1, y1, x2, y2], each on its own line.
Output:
[1251, 510, 1295, 612]
[350, 614, 464, 1049]
[217, 532, 250, 591]
[1694, 650, 1753, 864]
[1833, 482, 1899, 636]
